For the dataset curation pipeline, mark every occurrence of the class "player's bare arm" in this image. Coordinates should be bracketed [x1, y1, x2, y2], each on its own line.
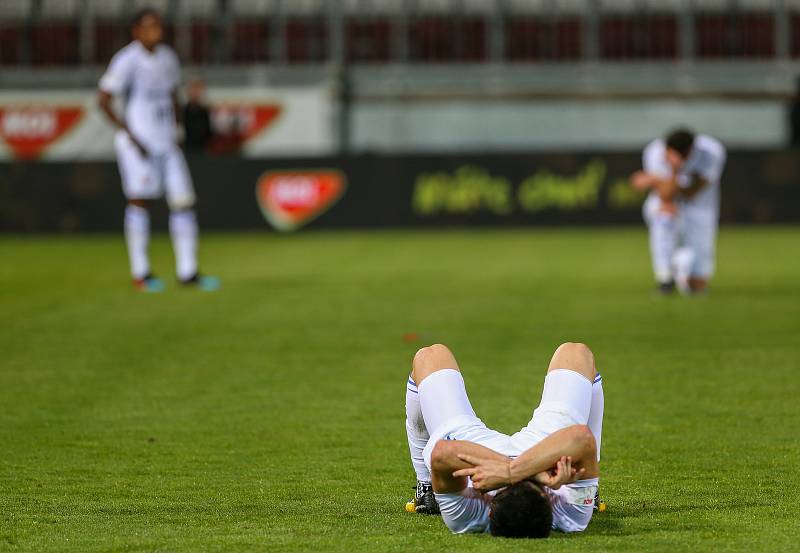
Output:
[429, 439, 510, 493]
[454, 424, 597, 493]
[97, 90, 149, 158]
[630, 171, 680, 202]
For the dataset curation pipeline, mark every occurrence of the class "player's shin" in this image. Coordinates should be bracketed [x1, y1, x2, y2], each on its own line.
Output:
[124, 204, 151, 279]
[649, 212, 677, 286]
[169, 209, 198, 281]
[672, 247, 695, 295]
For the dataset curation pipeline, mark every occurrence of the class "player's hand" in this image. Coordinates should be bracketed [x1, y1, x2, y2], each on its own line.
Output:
[532, 456, 585, 490]
[630, 171, 653, 191]
[452, 454, 512, 492]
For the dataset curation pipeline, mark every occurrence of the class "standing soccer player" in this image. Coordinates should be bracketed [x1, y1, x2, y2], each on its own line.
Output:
[630, 128, 726, 294]
[98, 8, 218, 292]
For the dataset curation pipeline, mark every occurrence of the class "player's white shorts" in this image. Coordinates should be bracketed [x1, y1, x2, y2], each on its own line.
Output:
[114, 132, 196, 210]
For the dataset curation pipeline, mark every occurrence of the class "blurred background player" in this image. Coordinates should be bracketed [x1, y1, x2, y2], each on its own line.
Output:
[630, 129, 726, 295]
[97, 8, 218, 292]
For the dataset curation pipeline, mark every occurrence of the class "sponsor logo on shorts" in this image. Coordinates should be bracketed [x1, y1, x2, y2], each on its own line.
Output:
[0, 106, 83, 159]
[583, 498, 594, 505]
[255, 170, 347, 232]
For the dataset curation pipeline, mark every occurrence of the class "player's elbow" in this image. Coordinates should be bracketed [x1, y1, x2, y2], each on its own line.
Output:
[569, 424, 597, 458]
[430, 440, 457, 472]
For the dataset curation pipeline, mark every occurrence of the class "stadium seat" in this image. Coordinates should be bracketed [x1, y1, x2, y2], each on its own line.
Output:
[600, 15, 678, 59]
[0, 0, 29, 65]
[229, 0, 277, 63]
[696, 12, 774, 58]
[346, 19, 392, 63]
[285, 17, 328, 63]
[503, 0, 582, 61]
[407, 17, 486, 62]
[232, 22, 271, 63]
[0, 26, 24, 65]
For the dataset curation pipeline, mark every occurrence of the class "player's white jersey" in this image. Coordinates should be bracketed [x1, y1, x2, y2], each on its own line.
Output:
[99, 41, 181, 154]
[642, 134, 727, 215]
[436, 478, 598, 534]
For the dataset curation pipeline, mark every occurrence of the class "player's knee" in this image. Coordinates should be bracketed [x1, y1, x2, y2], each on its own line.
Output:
[568, 424, 597, 457]
[412, 344, 458, 385]
[167, 194, 196, 211]
[548, 342, 596, 380]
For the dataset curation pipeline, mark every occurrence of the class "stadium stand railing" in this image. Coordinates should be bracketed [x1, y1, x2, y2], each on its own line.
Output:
[1, 0, 799, 67]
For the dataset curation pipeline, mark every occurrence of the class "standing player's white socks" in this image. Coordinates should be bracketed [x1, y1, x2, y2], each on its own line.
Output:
[169, 210, 198, 281]
[124, 204, 151, 279]
[649, 212, 677, 284]
[672, 247, 695, 295]
[405, 376, 431, 483]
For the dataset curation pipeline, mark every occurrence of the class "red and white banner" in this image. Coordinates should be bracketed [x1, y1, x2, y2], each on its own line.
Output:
[256, 170, 347, 231]
[0, 87, 332, 161]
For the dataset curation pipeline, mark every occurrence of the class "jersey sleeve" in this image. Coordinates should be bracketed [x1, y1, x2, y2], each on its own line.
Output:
[695, 140, 727, 184]
[547, 481, 597, 533]
[436, 489, 491, 534]
[642, 140, 664, 173]
[99, 48, 134, 95]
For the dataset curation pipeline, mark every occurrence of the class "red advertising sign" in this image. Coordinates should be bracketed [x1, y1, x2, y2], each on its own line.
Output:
[209, 104, 281, 153]
[0, 106, 83, 159]
[256, 170, 347, 231]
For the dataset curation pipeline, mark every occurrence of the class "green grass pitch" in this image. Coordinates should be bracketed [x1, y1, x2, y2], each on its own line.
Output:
[1, 227, 799, 552]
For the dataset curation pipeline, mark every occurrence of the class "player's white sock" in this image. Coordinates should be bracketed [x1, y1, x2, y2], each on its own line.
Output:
[124, 204, 150, 280]
[169, 209, 198, 281]
[672, 247, 695, 295]
[649, 211, 677, 284]
[405, 376, 431, 483]
[588, 375, 604, 462]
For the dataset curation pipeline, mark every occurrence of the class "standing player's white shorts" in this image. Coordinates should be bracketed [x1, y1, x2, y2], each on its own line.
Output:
[418, 368, 602, 534]
[115, 131, 195, 210]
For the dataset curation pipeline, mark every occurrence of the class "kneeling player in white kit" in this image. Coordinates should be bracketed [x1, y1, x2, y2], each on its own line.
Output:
[98, 8, 218, 292]
[630, 128, 726, 295]
[405, 342, 603, 538]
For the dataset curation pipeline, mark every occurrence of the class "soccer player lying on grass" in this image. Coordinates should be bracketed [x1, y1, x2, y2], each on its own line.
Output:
[404, 342, 603, 538]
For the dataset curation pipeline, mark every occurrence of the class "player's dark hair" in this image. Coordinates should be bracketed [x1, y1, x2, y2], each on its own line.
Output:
[665, 128, 695, 158]
[489, 481, 552, 539]
[131, 7, 160, 28]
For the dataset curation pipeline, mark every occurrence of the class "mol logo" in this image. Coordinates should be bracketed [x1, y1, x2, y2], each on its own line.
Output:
[0, 106, 84, 159]
[256, 170, 347, 232]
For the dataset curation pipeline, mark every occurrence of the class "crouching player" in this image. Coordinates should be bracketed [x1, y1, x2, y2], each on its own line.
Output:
[404, 342, 603, 538]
